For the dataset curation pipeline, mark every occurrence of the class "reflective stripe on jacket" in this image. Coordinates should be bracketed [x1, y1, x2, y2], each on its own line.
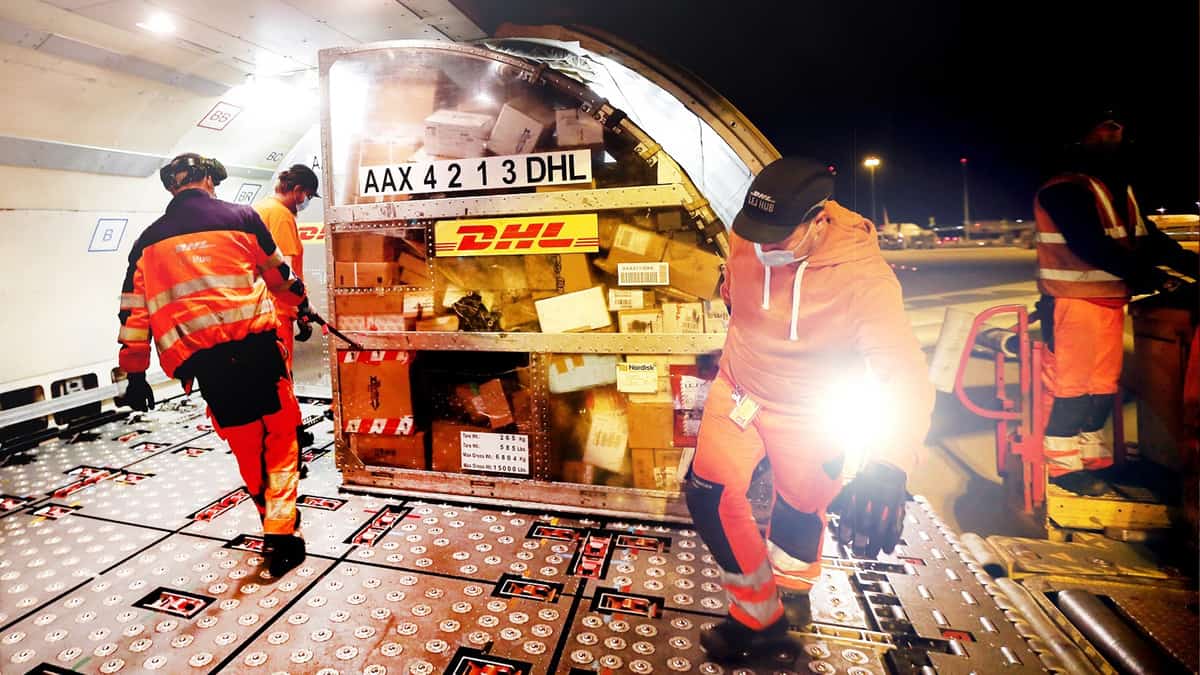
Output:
[117, 189, 305, 377]
[1034, 174, 1147, 298]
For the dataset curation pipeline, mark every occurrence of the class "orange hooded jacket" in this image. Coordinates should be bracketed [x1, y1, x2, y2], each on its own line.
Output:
[719, 200, 934, 473]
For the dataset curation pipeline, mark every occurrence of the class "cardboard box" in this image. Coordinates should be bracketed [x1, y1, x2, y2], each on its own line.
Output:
[548, 354, 619, 394]
[598, 216, 621, 250]
[335, 232, 401, 262]
[609, 225, 668, 265]
[535, 286, 610, 333]
[562, 459, 598, 485]
[631, 448, 684, 491]
[704, 300, 730, 333]
[396, 251, 431, 285]
[366, 73, 447, 137]
[627, 401, 676, 449]
[618, 309, 663, 334]
[500, 298, 539, 330]
[584, 388, 628, 473]
[431, 421, 492, 473]
[488, 98, 555, 156]
[335, 262, 402, 288]
[662, 302, 705, 334]
[339, 314, 406, 332]
[555, 108, 605, 146]
[455, 379, 514, 429]
[352, 432, 426, 470]
[663, 240, 723, 299]
[416, 315, 459, 331]
[655, 209, 685, 232]
[336, 293, 407, 316]
[339, 355, 413, 421]
[559, 254, 594, 293]
[608, 290, 655, 311]
[423, 110, 495, 159]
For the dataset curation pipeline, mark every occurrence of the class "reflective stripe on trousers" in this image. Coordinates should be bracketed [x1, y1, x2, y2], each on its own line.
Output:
[1044, 435, 1083, 477]
[722, 558, 784, 629]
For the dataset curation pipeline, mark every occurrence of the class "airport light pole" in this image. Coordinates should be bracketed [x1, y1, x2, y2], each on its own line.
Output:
[864, 156, 881, 223]
[960, 157, 970, 242]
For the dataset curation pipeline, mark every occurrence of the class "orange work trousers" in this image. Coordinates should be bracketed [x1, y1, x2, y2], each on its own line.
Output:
[209, 377, 301, 535]
[1041, 297, 1124, 477]
[684, 368, 844, 630]
[275, 314, 295, 374]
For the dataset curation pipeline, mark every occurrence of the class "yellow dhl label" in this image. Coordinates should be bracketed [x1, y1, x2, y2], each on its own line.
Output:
[434, 214, 599, 257]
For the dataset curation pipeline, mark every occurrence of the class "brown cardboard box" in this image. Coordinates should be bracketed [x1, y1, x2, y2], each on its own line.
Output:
[416, 315, 459, 331]
[336, 293, 407, 316]
[397, 251, 432, 286]
[627, 401, 675, 449]
[352, 432, 426, 470]
[523, 256, 558, 290]
[655, 209, 685, 232]
[598, 216, 621, 250]
[609, 225, 668, 265]
[559, 254, 593, 293]
[618, 309, 663, 334]
[335, 262, 402, 288]
[555, 108, 605, 146]
[583, 387, 629, 473]
[522, 254, 592, 293]
[663, 240, 723, 299]
[631, 448, 684, 491]
[500, 298, 539, 330]
[423, 110, 495, 159]
[455, 379, 514, 429]
[334, 232, 401, 262]
[547, 354, 619, 394]
[339, 356, 412, 421]
[662, 302, 705, 334]
[366, 73, 447, 137]
[488, 98, 555, 156]
[562, 459, 598, 485]
[431, 421, 493, 473]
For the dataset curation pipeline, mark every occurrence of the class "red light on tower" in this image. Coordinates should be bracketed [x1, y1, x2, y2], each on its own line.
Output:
[960, 157, 968, 165]
[827, 164, 837, 175]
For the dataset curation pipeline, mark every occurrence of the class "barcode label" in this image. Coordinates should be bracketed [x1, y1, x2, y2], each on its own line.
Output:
[618, 263, 670, 286]
[608, 290, 648, 310]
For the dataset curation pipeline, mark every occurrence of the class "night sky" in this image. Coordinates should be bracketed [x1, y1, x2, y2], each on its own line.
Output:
[456, 0, 1198, 226]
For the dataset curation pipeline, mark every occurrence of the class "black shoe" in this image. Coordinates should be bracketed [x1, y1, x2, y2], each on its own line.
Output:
[299, 461, 309, 479]
[700, 615, 790, 663]
[1049, 470, 1111, 497]
[265, 534, 306, 578]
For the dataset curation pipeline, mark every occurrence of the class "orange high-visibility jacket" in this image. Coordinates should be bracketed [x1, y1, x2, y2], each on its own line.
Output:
[254, 196, 304, 320]
[1034, 174, 1147, 298]
[117, 189, 306, 377]
[719, 200, 934, 474]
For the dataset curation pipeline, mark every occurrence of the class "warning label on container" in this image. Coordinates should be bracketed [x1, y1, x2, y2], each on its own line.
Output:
[461, 432, 529, 475]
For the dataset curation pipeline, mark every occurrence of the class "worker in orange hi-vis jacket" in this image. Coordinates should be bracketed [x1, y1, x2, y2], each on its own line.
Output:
[255, 164, 321, 458]
[684, 158, 935, 662]
[1033, 111, 1198, 496]
[116, 153, 313, 577]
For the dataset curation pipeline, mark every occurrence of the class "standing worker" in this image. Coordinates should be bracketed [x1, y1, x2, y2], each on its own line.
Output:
[255, 165, 320, 457]
[1035, 112, 1198, 495]
[116, 153, 312, 576]
[684, 158, 935, 661]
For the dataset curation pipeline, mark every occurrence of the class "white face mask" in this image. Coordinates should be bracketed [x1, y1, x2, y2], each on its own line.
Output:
[753, 217, 822, 266]
[295, 195, 311, 213]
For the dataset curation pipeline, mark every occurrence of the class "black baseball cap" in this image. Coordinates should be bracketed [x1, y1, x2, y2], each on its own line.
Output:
[282, 163, 320, 198]
[732, 157, 835, 244]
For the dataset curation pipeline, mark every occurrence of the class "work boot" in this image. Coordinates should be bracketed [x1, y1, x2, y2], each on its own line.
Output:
[1049, 470, 1110, 497]
[700, 615, 790, 663]
[297, 425, 315, 449]
[265, 534, 306, 578]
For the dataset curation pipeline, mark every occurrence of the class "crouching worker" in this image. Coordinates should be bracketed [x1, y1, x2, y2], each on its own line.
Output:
[684, 158, 935, 661]
[115, 153, 311, 577]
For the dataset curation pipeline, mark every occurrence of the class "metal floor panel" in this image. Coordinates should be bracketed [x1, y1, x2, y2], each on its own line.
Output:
[0, 395, 1058, 674]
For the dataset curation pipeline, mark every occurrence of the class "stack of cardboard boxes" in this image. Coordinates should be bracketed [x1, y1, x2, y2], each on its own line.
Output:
[333, 232, 431, 290]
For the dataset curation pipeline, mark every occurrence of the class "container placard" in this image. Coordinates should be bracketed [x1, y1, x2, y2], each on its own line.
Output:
[435, 214, 599, 257]
[461, 432, 529, 475]
[360, 149, 592, 197]
[616, 362, 658, 393]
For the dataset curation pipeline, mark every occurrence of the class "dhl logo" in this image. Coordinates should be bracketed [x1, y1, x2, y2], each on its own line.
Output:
[434, 214, 599, 258]
[297, 222, 326, 244]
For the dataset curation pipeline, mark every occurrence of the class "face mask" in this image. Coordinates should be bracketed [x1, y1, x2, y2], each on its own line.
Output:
[295, 195, 311, 213]
[753, 218, 823, 266]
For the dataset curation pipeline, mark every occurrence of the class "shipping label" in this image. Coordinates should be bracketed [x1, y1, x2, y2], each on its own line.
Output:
[608, 289, 649, 310]
[617, 263, 670, 286]
[360, 149, 592, 197]
[616, 362, 658, 393]
[460, 432, 529, 475]
[435, 214, 599, 257]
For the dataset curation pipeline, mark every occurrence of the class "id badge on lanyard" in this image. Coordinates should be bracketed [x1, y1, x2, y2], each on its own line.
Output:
[728, 385, 761, 430]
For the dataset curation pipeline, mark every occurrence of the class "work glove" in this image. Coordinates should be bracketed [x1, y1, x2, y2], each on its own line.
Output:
[295, 314, 313, 342]
[828, 461, 908, 558]
[118, 371, 155, 412]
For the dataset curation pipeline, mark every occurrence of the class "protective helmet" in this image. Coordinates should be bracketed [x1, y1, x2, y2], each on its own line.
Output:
[159, 153, 228, 191]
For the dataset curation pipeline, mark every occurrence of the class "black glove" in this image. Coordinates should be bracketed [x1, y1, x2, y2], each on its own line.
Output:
[828, 461, 908, 558]
[119, 371, 155, 412]
[295, 315, 313, 342]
